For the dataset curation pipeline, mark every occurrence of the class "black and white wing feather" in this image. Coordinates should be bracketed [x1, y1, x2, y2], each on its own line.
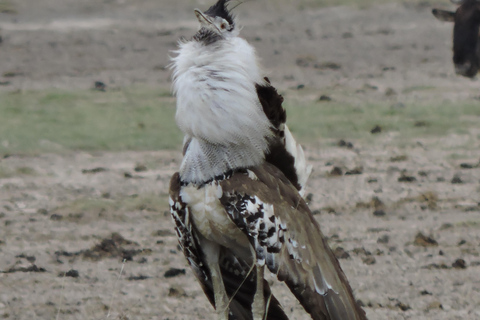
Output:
[219, 165, 367, 320]
[256, 79, 312, 196]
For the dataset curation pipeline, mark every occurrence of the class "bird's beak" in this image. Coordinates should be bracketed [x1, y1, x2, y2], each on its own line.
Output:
[194, 9, 213, 26]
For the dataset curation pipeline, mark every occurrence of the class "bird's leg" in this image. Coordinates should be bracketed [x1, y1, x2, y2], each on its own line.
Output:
[252, 265, 265, 320]
[202, 240, 230, 320]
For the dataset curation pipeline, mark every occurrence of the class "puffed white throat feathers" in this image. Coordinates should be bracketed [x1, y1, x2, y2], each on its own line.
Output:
[171, 28, 273, 185]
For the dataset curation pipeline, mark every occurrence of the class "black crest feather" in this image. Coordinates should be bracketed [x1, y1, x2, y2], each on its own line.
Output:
[204, 0, 235, 26]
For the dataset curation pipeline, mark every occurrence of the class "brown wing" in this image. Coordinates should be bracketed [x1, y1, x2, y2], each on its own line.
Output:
[169, 172, 289, 320]
[219, 165, 367, 320]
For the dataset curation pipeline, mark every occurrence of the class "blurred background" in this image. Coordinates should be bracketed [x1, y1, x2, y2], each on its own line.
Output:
[0, 0, 479, 319]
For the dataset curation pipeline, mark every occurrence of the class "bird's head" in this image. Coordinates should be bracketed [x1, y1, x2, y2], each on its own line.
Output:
[193, 0, 239, 44]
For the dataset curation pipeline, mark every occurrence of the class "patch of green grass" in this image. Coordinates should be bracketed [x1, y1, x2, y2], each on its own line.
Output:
[284, 100, 480, 145]
[15, 166, 37, 176]
[402, 86, 436, 94]
[0, 0, 16, 14]
[2, 86, 478, 154]
[0, 166, 12, 179]
[0, 87, 182, 154]
[0, 165, 37, 178]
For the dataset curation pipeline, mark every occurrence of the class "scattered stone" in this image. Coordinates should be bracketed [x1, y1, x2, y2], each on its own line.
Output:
[417, 192, 438, 210]
[82, 167, 107, 174]
[422, 263, 449, 270]
[373, 210, 386, 217]
[329, 166, 343, 176]
[333, 247, 350, 259]
[460, 162, 478, 169]
[168, 286, 187, 297]
[418, 171, 428, 177]
[353, 247, 371, 256]
[371, 196, 385, 210]
[164, 268, 186, 278]
[72, 233, 146, 262]
[414, 232, 438, 247]
[128, 275, 150, 281]
[337, 139, 353, 149]
[452, 259, 467, 269]
[318, 94, 332, 101]
[134, 164, 148, 172]
[414, 121, 429, 127]
[2, 264, 46, 273]
[124, 172, 133, 178]
[383, 66, 396, 71]
[152, 229, 175, 237]
[305, 193, 314, 203]
[345, 167, 363, 175]
[390, 155, 408, 162]
[314, 62, 341, 70]
[370, 125, 382, 134]
[426, 301, 443, 311]
[396, 302, 411, 311]
[451, 175, 463, 184]
[420, 289, 432, 295]
[94, 81, 106, 91]
[50, 214, 63, 221]
[377, 235, 389, 244]
[363, 83, 378, 91]
[363, 256, 376, 265]
[311, 209, 321, 215]
[439, 223, 453, 230]
[398, 173, 416, 182]
[37, 208, 48, 215]
[64, 269, 79, 278]
[3, 71, 23, 78]
[367, 178, 378, 183]
[295, 57, 314, 68]
[367, 227, 390, 233]
[296, 84, 305, 90]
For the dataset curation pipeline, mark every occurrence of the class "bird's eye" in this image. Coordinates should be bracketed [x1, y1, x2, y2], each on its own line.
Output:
[220, 23, 227, 30]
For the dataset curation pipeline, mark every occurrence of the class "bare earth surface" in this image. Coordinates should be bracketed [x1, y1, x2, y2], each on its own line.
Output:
[1, 1, 480, 319]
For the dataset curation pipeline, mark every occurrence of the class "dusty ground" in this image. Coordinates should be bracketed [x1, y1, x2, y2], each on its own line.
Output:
[1, 0, 480, 319]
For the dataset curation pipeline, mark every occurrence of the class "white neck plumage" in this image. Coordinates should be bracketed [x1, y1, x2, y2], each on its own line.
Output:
[171, 35, 273, 185]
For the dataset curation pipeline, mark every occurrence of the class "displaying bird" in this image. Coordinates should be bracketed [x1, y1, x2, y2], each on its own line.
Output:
[169, 1, 367, 319]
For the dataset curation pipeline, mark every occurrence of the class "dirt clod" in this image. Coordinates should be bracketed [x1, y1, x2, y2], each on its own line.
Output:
[414, 232, 438, 247]
[363, 256, 376, 265]
[452, 259, 467, 269]
[370, 125, 382, 134]
[82, 167, 107, 174]
[329, 166, 343, 176]
[333, 247, 350, 259]
[164, 268, 186, 278]
[451, 175, 463, 184]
